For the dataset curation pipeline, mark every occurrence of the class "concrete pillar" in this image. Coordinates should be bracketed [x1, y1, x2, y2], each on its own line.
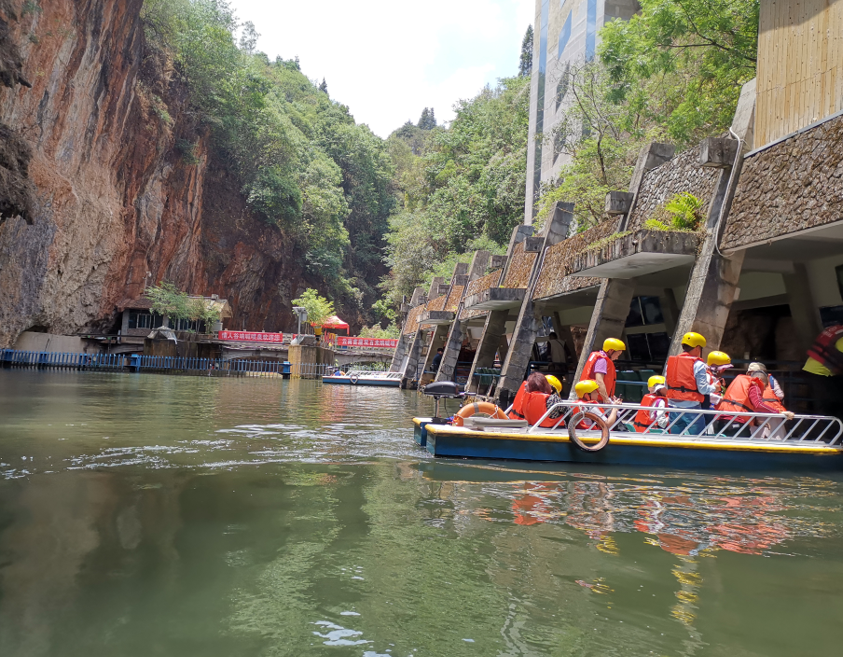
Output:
[569, 279, 636, 391]
[419, 323, 449, 384]
[783, 262, 822, 353]
[494, 204, 573, 405]
[400, 332, 424, 387]
[433, 251, 491, 385]
[466, 309, 509, 393]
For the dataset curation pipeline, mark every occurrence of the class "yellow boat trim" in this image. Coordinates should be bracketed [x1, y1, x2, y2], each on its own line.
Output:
[420, 420, 842, 456]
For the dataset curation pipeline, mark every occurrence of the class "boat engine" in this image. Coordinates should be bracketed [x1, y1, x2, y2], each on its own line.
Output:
[422, 382, 463, 423]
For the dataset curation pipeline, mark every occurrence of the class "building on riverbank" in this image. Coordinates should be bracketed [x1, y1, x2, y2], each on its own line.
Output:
[394, 0, 843, 414]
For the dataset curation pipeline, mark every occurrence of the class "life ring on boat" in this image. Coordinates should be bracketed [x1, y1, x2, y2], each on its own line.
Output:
[452, 401, 507, 427]
[349, 373, 359, 384]
[567, 411, 610, 452]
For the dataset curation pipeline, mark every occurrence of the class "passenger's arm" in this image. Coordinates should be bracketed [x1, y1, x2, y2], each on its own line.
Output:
[594, 372, 610, 401]
[694, 362, 717, 395]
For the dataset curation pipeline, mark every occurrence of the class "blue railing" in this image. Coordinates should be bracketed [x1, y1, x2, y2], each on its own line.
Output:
[0, 350, 292, 375]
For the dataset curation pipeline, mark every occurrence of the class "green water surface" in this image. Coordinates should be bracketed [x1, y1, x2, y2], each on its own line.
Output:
[0, 370, 842, 656]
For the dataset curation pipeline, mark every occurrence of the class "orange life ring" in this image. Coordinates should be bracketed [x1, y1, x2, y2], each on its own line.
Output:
[453, 401, 508, 426]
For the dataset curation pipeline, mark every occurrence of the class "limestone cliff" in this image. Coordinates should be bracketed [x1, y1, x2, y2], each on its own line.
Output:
[0, 0, 304, 347]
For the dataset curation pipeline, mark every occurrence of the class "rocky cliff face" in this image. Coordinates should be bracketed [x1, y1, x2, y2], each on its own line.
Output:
[0, 0, 303, 347]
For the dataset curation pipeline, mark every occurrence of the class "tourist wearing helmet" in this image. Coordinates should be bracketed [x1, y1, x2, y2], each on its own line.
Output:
[633, 375, 669, 433]
[579, 337, 625, 403]
[803, 325, 843, 419]
[520, 372, 566, 428]
[664, 332, 717, 435]
[715, 362, 794, 437]
[705, 351, 732, 407]
[574, 379, 619, 429]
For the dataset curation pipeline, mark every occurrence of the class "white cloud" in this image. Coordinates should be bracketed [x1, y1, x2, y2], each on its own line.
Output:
[228, 0, 535, 136]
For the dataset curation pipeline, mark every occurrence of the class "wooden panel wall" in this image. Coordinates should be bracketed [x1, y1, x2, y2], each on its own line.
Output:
[756, 0, 843, 147]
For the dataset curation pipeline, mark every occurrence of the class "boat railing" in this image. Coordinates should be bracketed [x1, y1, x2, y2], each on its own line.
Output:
[527, 400, 843, 445]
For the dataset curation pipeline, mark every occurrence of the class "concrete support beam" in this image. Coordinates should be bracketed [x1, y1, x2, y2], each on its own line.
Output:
[494, 204, 573, 405]
[466, 309, 509, 393]
[419, 323, 449, 384]
[569, 279, 637, 393]
[400, 331, 424, 388]
[428, 277, 445, 298]
[605, 191, 634, 215]
[784, 262, 822, 353]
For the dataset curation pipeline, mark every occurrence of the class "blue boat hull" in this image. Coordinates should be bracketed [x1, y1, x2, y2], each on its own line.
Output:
[416, 420, 843, 471]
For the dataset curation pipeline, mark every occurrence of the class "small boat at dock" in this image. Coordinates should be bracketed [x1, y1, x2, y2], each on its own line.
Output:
[413, 383, 843, 471]
[322, 370, 402, 387]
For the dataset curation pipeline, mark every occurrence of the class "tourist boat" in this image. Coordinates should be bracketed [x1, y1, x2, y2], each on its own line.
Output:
[322, 370, 402, 387]
[414, 383, 843, 470]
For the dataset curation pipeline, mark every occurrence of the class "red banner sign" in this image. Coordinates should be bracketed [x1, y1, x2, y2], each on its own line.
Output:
[218, 331, 283, 343]
[337, 337, 398, 349]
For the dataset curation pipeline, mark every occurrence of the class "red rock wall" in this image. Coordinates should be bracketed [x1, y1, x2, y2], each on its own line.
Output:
[0, 0, 303, 347]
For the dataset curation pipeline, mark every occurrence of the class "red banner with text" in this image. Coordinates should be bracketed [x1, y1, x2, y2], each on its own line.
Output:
[337, 337, 398, 349]
[218, 331, 283, 343]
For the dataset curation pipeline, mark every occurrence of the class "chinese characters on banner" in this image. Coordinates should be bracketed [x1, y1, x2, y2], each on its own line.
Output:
[218, 331, 283, 343]
[337, 337, 399, 349]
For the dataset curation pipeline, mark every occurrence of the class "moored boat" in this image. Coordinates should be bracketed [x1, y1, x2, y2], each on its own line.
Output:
[322, 370, 402, 387]
[413, 383, 843, 470]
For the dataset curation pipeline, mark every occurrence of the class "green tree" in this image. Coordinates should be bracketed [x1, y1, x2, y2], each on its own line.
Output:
[417, 107, 437, 130]
[292, 289, 335, 327]
[519, 25, 533, 77]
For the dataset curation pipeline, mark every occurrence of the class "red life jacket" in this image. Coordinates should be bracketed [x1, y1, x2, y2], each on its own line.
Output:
[807, 325, 843, 375]
[633, 394, 662, 432]
[508, 382, 528, 420]
[524, 392, 564, 428]
[762, 382, 787, 413]
[580, 351, 616, 400]
[666, 353, 704, 403]
[716, 374, 764, 423]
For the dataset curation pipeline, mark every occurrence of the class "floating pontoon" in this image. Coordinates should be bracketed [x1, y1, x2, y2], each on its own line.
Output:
[322, 370, 402, 387]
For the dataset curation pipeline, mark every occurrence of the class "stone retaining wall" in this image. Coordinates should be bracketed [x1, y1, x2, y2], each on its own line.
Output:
[723, 112, 843, 250]
[403, 304, 425, 335]
[533, 219, 619, 299]
[626, 144, 720, 231]
[460, 269, 501, 320]
[501, 241, 536, 288]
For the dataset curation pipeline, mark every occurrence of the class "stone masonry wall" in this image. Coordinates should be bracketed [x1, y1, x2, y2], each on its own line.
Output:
[501, 242, 536, 288]
[460, 269, 500, 320]
[626, 144, 720, 231]
[724, 112, 843, 250]
[533, 218, 619, 299]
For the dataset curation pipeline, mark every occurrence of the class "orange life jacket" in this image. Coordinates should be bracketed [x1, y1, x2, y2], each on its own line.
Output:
[716, 374, 764, 423]
[666, 353, 704, 403]
[574, 401, 604, 430]
[508, 382, 528, 420]
[762, 382, 787, 413]
[524, 392, 564, 428]
[580, 351, 616, 400]
[633, 394, 663, 432]
[807, 325, 843, 375]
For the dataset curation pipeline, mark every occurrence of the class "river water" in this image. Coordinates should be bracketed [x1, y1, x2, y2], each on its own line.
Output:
[0, 370, 842, 656]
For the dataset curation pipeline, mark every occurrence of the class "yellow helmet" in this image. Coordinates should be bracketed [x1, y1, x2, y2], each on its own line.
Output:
[836, 337, 843, 353]
[545, 374, 562, 394]
[647, 375, 666, 388]
[575, 379, 600, 398]
[707, 351, 731, 367]
[681, 332, 707, 348]
[603, 337, 626, 352]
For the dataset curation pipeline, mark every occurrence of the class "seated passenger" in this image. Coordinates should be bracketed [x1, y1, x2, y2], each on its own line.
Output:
[715, 362, 794, 437]
[574, 380, 619, 430]
[705, 351, 733, 407]
[762, 370, 789, 439]
[633, 375, 669, 433]
[523, 373, 566, 427]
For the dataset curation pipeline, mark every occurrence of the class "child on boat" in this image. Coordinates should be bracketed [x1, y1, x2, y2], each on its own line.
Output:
[574, 380, 619, 430]
[633, 375, 669, 433]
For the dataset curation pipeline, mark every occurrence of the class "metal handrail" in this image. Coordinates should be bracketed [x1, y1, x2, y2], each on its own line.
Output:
[526, 400, 843, 445]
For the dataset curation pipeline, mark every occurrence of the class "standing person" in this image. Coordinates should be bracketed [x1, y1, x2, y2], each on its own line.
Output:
[547, 332, 568, 367]
[579, 338, 626, 402]
[665, 332, 717, 435]
[803, 324, 843, 419]
[633, 375, 669, 433]
[431, 347, 444, 372]
[715, 362, 794, 437]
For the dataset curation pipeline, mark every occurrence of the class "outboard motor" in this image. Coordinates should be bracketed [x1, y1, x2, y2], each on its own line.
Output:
[422, 382, 463, 422]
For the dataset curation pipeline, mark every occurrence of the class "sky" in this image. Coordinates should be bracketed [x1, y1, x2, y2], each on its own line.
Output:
[228, 0, 535, 137]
